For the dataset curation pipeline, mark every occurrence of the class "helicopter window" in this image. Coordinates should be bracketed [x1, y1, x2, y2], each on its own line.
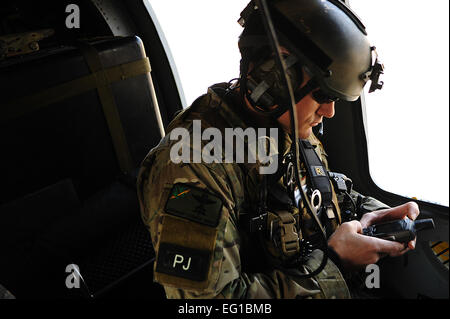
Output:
[146, 0, 248, 107]
[349, 0, 449, 207]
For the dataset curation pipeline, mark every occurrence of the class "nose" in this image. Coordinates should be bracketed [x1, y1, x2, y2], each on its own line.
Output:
[317, 101, 335, 118]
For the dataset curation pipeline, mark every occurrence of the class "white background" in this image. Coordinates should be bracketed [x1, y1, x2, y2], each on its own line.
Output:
[147, 0, 449, 207]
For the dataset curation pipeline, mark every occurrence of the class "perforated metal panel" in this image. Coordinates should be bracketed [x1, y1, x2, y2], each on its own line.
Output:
[77, 218, 155, 297]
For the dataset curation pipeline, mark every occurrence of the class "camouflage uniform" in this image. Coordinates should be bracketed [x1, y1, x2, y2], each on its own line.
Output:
[137, 84, 386, 299]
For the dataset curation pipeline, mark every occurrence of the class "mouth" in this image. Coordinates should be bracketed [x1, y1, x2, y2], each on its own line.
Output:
[311, 122, 321, 127]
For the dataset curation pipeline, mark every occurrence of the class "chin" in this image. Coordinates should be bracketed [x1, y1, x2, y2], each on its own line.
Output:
[298, 128, 311, 139]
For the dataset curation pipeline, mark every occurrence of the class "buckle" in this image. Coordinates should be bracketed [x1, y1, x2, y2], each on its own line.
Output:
[271, 210, 300, 257]
[249, 213, 267, 233]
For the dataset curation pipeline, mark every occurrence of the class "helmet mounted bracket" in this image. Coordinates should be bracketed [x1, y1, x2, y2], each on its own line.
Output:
[362, 46, 385, 93]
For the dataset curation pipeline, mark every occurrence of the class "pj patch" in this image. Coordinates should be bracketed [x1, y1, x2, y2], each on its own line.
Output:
[155, 243, 211, 282]
[165, 183, 223, 227]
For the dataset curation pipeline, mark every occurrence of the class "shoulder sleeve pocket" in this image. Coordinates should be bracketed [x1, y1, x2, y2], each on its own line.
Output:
[154, 214, 221, 291]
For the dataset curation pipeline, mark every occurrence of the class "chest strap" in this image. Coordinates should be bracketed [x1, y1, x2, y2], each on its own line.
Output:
[298, 139, 333, 208]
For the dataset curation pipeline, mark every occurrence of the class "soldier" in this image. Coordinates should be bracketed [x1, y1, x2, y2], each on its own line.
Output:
[137, 0, 419, 299]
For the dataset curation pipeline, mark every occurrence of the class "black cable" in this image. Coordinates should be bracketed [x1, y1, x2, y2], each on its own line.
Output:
[344, 191, 357, 214]
[254, 0, 329, 278]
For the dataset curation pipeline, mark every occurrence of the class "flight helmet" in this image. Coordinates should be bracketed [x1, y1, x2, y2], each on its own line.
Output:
[238, 0, 384, 115]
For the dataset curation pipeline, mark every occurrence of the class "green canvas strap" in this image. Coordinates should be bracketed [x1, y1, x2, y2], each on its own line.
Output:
[76, 41, 133, 174]
[2, 44, 151, 173]
[2, 57, 151, 121]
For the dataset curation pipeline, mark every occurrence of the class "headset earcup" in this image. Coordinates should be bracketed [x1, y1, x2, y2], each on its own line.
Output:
[247, 55, 303, 110]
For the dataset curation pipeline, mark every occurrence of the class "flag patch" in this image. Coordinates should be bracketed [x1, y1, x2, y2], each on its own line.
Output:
[165, 184, 223, 227]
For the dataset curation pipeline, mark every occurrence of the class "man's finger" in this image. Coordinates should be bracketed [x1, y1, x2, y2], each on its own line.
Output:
[371, 236, 405, 255]
[393, 201, 420, 221]
[404, 202, 420, 221]
[343, 220, 363, 234]
[359, 212, 375, 229]
[408, 239, 416, 250]
[374, 202, 420, 224]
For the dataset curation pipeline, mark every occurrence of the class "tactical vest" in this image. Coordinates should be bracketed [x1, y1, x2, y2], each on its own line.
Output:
[185, 84, 343, 270]
[138, 83, 349, 298]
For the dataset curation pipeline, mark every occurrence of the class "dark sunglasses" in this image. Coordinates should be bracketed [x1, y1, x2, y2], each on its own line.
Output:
[311, 90, 340, 104]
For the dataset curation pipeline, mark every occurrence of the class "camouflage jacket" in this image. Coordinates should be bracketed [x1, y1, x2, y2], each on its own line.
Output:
[137, 84, 388, 299]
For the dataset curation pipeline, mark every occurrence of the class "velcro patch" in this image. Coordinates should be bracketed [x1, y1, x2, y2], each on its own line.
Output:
[165, 183, 222, 227]
[153, 215, 219, 291]
[155, 243, 211, 282]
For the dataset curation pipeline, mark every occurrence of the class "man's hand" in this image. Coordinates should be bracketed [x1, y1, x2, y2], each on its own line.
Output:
[328, 202, 420, 269]
[328, 220, 406, 268]
[359, 201, 420, 250]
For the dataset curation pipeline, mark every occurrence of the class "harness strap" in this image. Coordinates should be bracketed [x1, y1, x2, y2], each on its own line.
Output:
[250, 55, 299, 104]
[298, 139, 333, 207]
[267, 79, 318, 119]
